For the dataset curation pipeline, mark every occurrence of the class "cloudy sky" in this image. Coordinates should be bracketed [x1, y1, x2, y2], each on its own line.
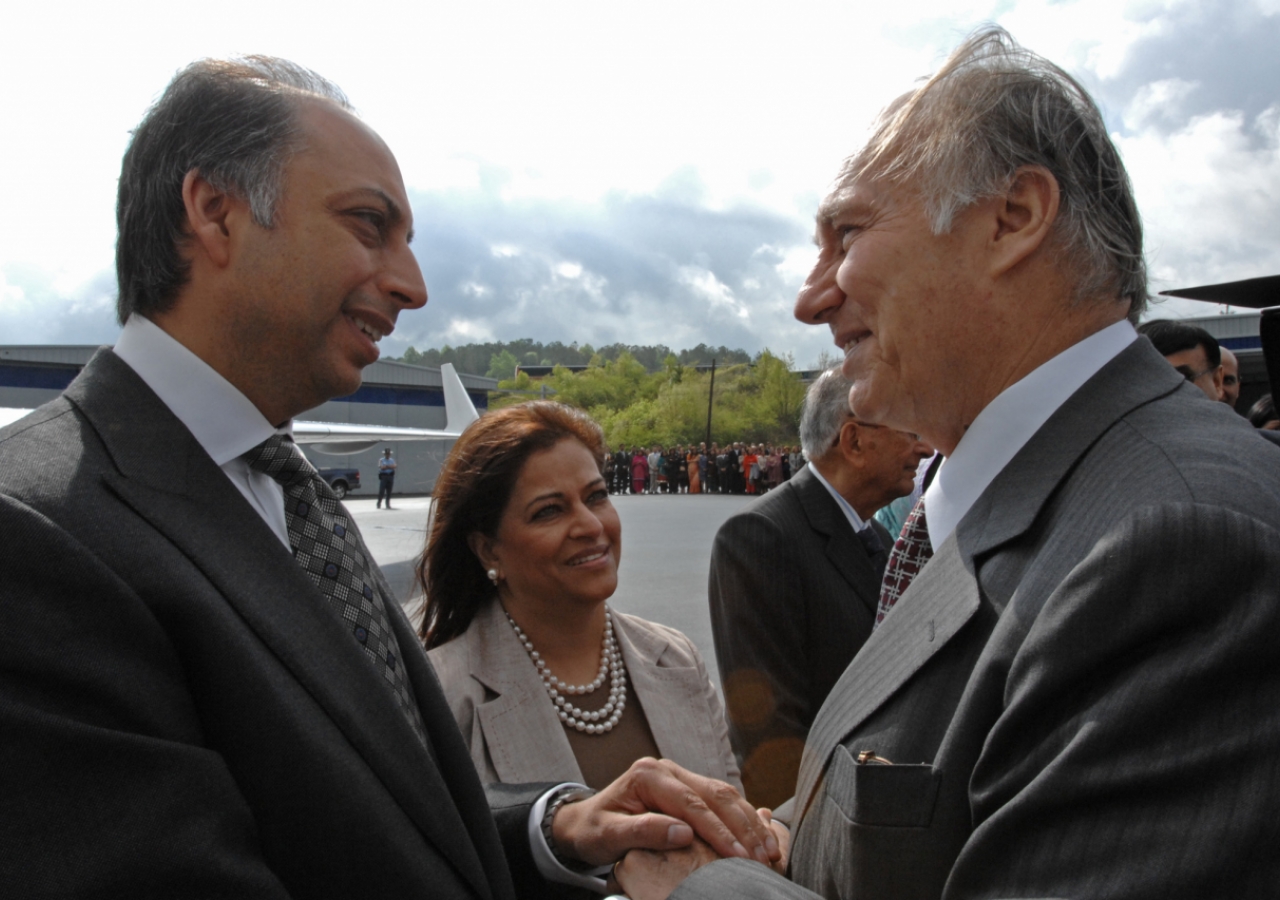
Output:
[2, 0, 1277, 367]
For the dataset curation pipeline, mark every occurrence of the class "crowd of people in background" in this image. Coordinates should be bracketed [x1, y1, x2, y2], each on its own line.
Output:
[604, 442, 806, 496]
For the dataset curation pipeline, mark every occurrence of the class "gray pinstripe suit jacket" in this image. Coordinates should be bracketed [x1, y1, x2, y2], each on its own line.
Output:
[675, 338, 1280, 899]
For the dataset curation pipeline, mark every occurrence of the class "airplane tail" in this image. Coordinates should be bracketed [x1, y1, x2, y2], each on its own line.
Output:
[441, 364, 480, 434]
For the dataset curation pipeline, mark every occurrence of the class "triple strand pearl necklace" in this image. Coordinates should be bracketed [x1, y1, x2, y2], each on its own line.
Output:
[505, 607, 628, 734]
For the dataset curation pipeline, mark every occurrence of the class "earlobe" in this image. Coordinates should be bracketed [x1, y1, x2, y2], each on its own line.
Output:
[181, 169, 236, 268]
[991, 165, 1060, 276]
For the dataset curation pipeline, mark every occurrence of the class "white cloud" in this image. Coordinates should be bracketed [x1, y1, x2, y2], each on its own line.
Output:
[678, 267, 750, 321]
[1120, 103, 1280, 294]
[1125, 78, 1199, 129]
[443, 318, 495, 343]
[3, 0, 1276, 354]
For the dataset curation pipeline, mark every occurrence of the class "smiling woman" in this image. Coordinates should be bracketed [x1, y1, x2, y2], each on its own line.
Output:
[417, 401, 739, 792]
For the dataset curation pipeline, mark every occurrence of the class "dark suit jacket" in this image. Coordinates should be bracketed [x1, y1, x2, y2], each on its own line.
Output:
[0, 351, 559, 899]
[708, 465, 890, 808]
[679, 338, 1280, 898]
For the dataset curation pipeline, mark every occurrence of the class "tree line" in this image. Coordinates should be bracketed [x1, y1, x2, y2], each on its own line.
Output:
[491, 350, 806, 448]
[391, 340, 808, 447]
[392, 339, 753, 380]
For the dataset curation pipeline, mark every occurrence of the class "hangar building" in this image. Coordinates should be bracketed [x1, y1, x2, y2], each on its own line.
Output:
[0, 345, 494, 495]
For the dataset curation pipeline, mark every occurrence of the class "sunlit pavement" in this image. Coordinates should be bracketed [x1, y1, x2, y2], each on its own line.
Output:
[349, 491, 754, 687]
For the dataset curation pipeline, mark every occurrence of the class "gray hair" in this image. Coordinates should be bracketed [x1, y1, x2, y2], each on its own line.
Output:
[115, 56, 351, 324]
[799, 367, 854, 460]
[828, 26, 1146, 321]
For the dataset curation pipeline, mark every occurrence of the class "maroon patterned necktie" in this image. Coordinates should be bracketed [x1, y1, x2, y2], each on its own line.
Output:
[873, 497, 932, 631]
[243, 434, 429, 748]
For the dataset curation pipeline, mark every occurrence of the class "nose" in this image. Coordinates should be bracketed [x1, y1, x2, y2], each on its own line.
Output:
[568, 501, 605, 539]
[383, 243, 429, 311]
[794, 246, 844, 325]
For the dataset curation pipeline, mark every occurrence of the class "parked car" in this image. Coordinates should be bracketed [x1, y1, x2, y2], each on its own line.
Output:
[317, 467, 360, 499]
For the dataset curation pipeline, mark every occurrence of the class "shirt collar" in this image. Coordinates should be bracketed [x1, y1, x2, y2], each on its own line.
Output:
[924, 319, 1137, 551]
[808, 462, 869, 534]
[112, 314, 286, 465]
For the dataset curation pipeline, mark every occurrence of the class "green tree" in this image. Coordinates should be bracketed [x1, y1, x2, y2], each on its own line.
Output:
[486, 349, 519, 380]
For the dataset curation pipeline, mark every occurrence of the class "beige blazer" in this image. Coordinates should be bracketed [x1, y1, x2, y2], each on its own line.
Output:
[428, 600, 741, 790]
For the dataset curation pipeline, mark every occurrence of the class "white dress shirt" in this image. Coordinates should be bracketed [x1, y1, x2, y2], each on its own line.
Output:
[112, 314, 293, 547]
[809, 462, 870, 533]
[925, 320, 1137, 551]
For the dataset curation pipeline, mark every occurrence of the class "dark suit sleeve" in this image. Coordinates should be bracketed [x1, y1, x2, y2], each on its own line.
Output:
[676, 858, 820, 899]
[0, 496, 293, 898]
[708, 510, 810, 807]
[485, 782, 595, 900]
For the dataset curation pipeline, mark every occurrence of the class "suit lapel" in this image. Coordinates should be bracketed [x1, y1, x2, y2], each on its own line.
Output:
[467, 603, 585, 784]
[68, 351, 497, 900]
[392, 605, 506, 900]
[793, 468, 882, 614]
[792, 339, 1184, 826]
[793, 535, 979, 821]
[619, 616, 721, 774]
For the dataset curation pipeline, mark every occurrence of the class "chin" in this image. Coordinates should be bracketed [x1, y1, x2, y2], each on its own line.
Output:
[316, 363, 366, 404]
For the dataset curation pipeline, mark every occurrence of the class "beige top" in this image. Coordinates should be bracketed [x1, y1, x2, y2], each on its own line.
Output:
[428, 600, 742, 790]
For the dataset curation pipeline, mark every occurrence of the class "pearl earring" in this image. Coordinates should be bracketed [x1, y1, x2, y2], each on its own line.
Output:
[487, 568, 499, 584]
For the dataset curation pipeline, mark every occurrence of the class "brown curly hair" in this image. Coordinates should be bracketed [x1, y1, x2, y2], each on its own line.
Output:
[416, 401, 605, 649]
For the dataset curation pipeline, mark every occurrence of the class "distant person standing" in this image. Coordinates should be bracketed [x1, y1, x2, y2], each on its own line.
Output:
[687, 446, 702, 494]
[612, 446, 630, 493]
[631, 447, 649, 495]
[648, 445, 663, 494]
[377, 447, 397, 509]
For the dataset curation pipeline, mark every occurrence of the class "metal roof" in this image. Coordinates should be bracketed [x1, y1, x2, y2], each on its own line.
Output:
[1161, 275, 1280, 309]
[0, 345, 495, 391]
[0, 345, 104, 365]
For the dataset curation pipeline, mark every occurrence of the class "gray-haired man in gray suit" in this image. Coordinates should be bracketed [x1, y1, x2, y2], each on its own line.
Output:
[617, 26, 1280, 900]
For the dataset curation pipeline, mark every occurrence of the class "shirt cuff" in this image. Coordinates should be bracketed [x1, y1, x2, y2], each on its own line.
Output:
[528, 783, 614, 893]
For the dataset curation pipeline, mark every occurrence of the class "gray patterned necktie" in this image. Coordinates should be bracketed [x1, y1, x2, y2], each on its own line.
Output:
[243, 434, 428, 749]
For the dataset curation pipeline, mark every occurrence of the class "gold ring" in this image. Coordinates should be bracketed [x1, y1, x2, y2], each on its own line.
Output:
[612, 859, 623, 881]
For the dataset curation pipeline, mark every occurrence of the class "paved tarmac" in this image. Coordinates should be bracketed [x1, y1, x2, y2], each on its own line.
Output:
[349, 490, 755, 687]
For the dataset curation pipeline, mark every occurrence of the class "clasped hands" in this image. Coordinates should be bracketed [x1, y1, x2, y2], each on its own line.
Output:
[551, 758, 790, 900]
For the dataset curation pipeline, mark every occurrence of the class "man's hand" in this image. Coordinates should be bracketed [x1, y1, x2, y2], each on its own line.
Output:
[758, 807, 790, 875]
[612, 811, 789, 900]
[613, 839, 719, 900]
[551, 758, 779, 867]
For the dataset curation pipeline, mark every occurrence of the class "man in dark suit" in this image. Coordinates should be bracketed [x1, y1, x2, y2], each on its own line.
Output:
[618, 26, 1280, 900]
[1138, 318, 1226, 401]
[708, 367, 931, 808]
[0, 57, 774, 898]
